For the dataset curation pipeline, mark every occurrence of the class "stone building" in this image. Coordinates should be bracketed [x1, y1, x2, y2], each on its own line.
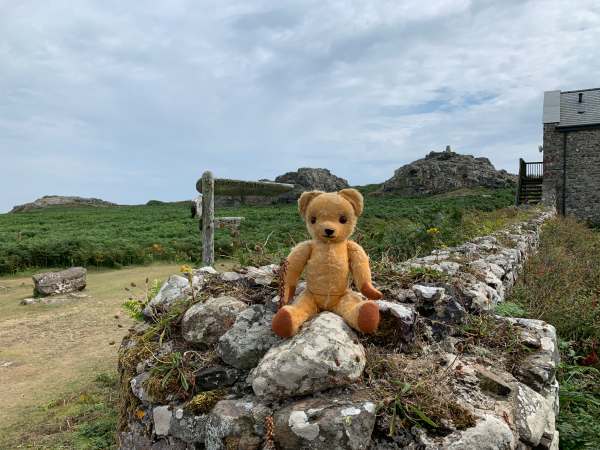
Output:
[542, 88, 600, 225]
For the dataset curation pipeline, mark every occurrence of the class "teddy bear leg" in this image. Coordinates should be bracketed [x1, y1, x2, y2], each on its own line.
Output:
[272, 291, 318, 338]
[332, 291, 380, 334]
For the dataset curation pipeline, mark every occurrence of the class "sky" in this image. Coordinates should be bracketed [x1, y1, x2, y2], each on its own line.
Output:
[1, 0, 599, 212]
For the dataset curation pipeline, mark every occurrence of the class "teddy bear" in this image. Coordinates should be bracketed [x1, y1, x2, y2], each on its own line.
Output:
[271, 188, 383, 338]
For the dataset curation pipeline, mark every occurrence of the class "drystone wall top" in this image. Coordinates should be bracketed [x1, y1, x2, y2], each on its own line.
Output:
[118, 208, 559, 450]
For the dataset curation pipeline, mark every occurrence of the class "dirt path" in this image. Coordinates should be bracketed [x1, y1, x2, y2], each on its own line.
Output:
[0, 264, 180, 431]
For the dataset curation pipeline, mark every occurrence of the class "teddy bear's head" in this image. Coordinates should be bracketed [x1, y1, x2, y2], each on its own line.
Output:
[298, 188, 364, 243]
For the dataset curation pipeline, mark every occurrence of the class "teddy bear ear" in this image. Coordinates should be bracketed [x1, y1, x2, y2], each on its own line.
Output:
[298, 191, 324, 217]
[338, 188, 364, 216]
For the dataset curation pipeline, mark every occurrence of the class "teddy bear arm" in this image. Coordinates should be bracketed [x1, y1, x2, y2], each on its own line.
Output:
[348, 241, 383, 300]
[281, 241, 312, 304]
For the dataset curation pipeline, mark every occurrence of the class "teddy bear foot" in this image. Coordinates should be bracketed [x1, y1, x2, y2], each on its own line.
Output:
[272, 308, 295, 338]
[357, 301, 380, 334]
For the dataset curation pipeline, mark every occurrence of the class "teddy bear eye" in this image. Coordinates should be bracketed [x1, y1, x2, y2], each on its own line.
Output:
[339, 215, 347, 224]
[310, 216, 317, 224]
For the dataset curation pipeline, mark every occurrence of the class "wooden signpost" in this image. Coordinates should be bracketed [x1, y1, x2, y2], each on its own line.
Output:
[196, 171, 294, 266]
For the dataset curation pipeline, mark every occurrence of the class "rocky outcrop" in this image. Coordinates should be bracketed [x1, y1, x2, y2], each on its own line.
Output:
[274, 168, 350, 202]
[117, 208, 560, 450]
[32, 267, 86, 297]
[378, 149, 517, 196]
[275, 168, 349, 192]
[10, 195, 116, 213]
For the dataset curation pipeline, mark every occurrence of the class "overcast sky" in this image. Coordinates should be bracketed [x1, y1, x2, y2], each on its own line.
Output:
[1, 0, 599, 212]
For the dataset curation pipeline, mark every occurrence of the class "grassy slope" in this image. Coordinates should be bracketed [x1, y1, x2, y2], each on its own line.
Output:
[0, 188, 519, 275]
[499, 217, 600, 449]
[0, 264, 180, 449]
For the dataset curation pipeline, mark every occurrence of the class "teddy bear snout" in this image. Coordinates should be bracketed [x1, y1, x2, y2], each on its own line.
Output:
[324, 228, 335, 236]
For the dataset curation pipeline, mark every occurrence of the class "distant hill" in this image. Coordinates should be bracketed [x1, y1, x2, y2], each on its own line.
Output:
[10, 195, 117, 213]
[377, 149, 517, 196]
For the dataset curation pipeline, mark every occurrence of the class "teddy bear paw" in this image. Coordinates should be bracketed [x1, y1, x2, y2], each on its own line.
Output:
[357, 301, 380, 334]
[272, 308, 295, 338]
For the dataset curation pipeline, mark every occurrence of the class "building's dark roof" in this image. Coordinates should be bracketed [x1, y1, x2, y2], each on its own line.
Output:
[543, 88, 600, 127]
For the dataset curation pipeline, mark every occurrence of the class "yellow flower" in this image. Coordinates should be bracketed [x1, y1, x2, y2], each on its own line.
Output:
[426, 227, 440, 235]
[180, 264, 193, 274]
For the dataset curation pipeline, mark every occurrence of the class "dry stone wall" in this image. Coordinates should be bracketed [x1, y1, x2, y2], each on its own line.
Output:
[118, 208, 558, 450]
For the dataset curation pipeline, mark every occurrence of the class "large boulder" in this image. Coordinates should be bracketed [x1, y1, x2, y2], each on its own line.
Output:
[273, 397, 377, 450]
[249, 312, 366, 400]
[217, 305, 281, 370]
[32, 267, 86, 296]
[181, 296, 247, 345]
[378, 149, 516, 196]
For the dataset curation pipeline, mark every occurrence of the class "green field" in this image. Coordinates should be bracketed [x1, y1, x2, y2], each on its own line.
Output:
[0, 188, 521, 275]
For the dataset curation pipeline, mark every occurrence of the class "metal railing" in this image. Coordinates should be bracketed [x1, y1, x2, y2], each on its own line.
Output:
[515, 158, 544, 205]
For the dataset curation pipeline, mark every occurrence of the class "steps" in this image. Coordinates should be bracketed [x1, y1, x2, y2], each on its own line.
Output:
[517, 177, 543, 205]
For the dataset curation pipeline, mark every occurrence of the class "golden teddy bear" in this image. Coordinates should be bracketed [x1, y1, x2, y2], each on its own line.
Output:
[272, 188, 383, 338]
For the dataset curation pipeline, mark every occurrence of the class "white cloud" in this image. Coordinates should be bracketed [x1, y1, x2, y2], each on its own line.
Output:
[1, 0, 599, 211]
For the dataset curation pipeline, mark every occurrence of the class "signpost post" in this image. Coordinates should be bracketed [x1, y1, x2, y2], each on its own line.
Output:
[196, 173, 294, 266]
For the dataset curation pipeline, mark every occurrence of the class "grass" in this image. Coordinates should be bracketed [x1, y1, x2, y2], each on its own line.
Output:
[503, 216, 600, 449]
[0, 188, 524, 275]
[0, 372, 119, 449]
[0, 263, 180, 449]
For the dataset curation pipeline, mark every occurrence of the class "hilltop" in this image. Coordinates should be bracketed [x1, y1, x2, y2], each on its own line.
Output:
[10, 195, 116, 213]
[378, 148, 517, 196]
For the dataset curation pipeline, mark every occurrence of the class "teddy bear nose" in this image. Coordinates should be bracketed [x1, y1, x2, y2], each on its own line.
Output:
[324, 228, 335, 236]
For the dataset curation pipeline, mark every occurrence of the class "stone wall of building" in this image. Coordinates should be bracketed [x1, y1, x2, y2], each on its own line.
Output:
[541, 123, 563, 210]
[543, 123, 600, 225]
[564, 128, 600, 224]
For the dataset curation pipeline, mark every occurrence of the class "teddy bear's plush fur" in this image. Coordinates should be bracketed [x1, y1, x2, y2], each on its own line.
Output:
[271, 188, 382, 338]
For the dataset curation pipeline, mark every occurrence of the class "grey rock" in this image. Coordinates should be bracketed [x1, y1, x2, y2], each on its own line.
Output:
[249, 313, 366, 400]
[153, 405, 172, 436]
[412, 285, 445, 302]
[506, 318, 560, 392]
[443, 415, 515, 450]
[32, 267, 87, 296]
[21, 294, 87, 305]
[375, 301, 417, 346]
[273, 397, 376, 450]
[195, 266, 218, 275]
[245, 264, 279, 286]
[221, 271, 243, 282]
[204, 397, 271, 450]
[378, 150, 516, 196]
[170, 407, 209, 444]
[476, 367, 512, 398]
[218, 305, 281, 369]
[143, 275, 190, 319]
[181, 296, 247, 345]
[130, 372, 155, 403]
[195, 366, 240, 391]
[514, 382, 551, 446]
